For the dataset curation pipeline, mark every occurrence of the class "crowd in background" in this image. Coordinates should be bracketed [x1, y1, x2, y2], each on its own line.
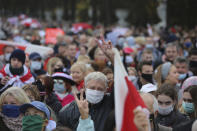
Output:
[0, 15, 197, 131]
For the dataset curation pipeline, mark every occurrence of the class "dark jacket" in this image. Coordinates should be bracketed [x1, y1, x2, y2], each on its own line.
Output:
[61, 56, 77, 71]
[158, 124, 172, 131]
[173, 119, 195, 131]
[0, 116, 11, 131]
[58, 94, 114, 131]
[156, 110, 189, 128]
[45, 92, 62, 116]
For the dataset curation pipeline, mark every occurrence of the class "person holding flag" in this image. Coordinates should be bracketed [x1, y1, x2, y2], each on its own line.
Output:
[0, 49, 34, 93]
[134, 92, 172, 131]
[99, 36, 171, 131]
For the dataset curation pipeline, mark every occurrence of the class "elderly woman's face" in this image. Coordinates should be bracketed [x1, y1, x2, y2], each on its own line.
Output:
[3, 95, 20, 105]
[71, 68, 84, 83]
[86, 79, 106, 92]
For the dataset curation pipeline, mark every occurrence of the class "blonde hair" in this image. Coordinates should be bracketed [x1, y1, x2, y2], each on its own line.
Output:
[86, 66, 95, 75]
[154, 65, 163, 88]
[0, 87, 30, 111]
[77, 55, 91, 64]
[71, 62, 87, 74]
[47, 57, 62, 75]
[127, 67, 137, 76]
[22, 84, 40, 101]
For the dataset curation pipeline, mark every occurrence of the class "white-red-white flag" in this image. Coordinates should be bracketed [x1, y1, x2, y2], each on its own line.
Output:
[114, 48, 149, 131]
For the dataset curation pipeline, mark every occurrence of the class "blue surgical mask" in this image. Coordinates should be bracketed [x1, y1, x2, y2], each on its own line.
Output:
[31, 61, 42, 70]
[178, 73, 187, 80]
[184, 42, 192, 48]
[2, 104, 21, 118]
[182, 101, 194, 113]
[54, 83, 65, 93]
[145, 44, 154, 49]
[158, 105, 174, 115]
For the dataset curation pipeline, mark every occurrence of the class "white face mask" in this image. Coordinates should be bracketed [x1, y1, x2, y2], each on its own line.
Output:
[158, 104, 174, 115]
[4, 53, 11, 62]
[31, 61, 42, 70]
[85, 88, 104, 104]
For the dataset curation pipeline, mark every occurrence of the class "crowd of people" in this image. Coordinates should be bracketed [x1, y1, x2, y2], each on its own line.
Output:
[0, 16, 197, 131]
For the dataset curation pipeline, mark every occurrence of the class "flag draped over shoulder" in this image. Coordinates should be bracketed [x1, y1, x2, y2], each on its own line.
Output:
[114, 48, 148, 131]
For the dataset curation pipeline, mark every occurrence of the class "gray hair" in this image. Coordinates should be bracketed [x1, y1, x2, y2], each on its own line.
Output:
[161, 62, 172, 80]
[192, 120, 197, 131]
[139, 92, 158, 113]
[84, 72, 108, 88]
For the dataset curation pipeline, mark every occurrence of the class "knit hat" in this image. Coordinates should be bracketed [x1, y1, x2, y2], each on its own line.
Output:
[10, 49, 26, 64]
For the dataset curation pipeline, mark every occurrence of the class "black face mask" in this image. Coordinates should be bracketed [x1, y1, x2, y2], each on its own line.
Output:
[189, 60, 197, 68]
[54, 67, 64, 73]
[141, 73, 153, 83]
[9, 66, 24, 75]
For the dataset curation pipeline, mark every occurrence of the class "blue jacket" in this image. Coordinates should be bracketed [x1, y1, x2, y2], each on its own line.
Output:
[77, 116, 95, 131]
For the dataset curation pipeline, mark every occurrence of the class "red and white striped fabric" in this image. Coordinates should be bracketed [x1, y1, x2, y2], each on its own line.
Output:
[0, 40, 52, 56]
[0, 64, 34, 91]
[114, 48, 149, 131]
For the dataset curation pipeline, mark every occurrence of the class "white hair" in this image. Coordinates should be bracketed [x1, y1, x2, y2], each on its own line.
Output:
[84, 72, 108, 88]
[140, 92, 158, 113]
[192, 120, 197, 131]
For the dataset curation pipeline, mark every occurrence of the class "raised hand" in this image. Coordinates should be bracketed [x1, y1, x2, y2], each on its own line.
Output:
[133, 108, 149, 131]
[95, 36, 114, 64]
[74, 89, 89, 119]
